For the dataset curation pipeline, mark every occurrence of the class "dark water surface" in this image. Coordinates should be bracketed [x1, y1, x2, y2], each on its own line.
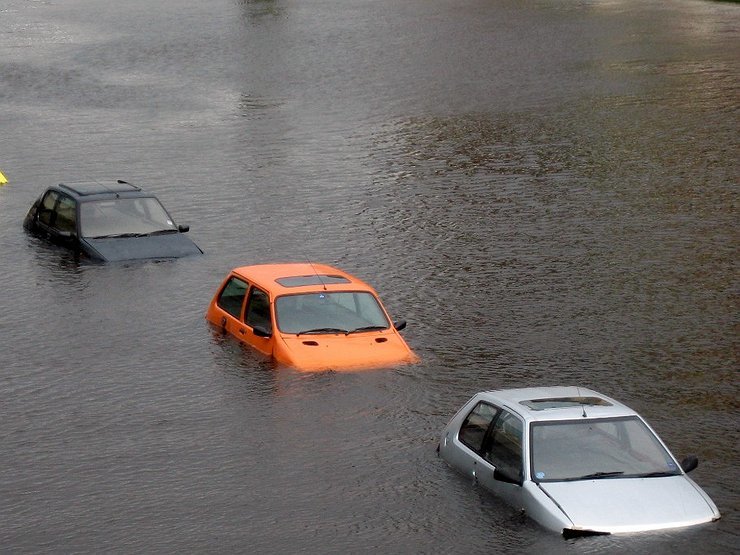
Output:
[1, 0, 737, 552]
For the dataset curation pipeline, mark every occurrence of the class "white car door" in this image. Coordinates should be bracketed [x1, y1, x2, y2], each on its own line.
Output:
[446, 400, 500, 480]
[477, 409, 525, 508]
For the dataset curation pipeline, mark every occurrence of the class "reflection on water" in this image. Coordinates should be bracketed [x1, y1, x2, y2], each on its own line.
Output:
[238, 0, 283, 20]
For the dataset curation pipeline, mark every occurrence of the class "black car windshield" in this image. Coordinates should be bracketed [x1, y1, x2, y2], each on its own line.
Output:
[530, 416, 681, 482]
[80, 197, 176, 238]
[275, 292, 389, 334]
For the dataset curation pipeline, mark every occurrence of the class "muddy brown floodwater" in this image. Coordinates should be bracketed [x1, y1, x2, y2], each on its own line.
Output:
[0, 0, 737, 552]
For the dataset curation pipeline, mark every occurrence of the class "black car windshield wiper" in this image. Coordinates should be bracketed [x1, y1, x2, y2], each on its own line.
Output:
[91, 232, 147, 238]
[91, 229, 176, 239]
[145, 229, 178, 236]
[562, 471, 625, 481]
[296, 327, 348, 336]
[347, 325, 387, 334]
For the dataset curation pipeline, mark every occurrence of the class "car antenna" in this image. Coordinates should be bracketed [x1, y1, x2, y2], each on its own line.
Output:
[577, 386, 587, 418]
[307, 259, 327, 291]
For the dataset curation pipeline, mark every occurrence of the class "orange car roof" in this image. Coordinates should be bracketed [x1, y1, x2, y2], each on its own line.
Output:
[230, 263, 378, 296]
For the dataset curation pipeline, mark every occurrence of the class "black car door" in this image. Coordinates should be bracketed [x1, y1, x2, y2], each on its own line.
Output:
[35, 190, 78, 247]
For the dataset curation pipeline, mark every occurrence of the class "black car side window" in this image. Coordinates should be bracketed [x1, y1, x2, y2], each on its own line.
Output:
[459, 402, 500, 453]
[245, 287, 272, 333]
[38, 191, 59, 226]
[217, 277, 248, 319]
[54, 195, 77, 233]
[484, 410, 524, 479]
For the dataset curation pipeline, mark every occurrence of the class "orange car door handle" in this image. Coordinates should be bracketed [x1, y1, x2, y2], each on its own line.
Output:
[238, 328, 246, 334]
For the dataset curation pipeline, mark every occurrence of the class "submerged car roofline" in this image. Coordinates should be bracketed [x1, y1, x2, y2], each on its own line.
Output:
[77, 191, 160, 202]
[521, 406, 638, 423]
[473, 387, 638, 423]
[47, 184, 157, 202]
[230, 263, 379, 297]
[57, 179, 142, 196]
[53, 189, 159, 203]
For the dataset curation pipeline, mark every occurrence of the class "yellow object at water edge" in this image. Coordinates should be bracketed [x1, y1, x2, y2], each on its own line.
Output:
[0, 169, 7, 184]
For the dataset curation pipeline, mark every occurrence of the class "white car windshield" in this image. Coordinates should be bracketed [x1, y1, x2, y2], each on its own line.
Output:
[80, 197, 177, 238]
[275, 292, 389, 334]
[530, 416, 681, 482]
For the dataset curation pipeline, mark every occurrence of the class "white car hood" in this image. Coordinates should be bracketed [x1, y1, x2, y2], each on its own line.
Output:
[539, 476, 719, 534]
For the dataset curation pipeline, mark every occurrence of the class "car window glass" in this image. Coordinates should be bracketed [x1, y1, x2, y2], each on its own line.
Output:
[79, 197, 176, 238]
[274, 291, 388, 333]
[54, 195, 77, 233]
[217, 277, 248, 319]
[459, 402, 499, 453]
[484, 410, 524, 479]
[529, 416, 680, 481]
[353, 293, 388, 325]
[38, 191, 59, 225]
[245, 288, 272, 333]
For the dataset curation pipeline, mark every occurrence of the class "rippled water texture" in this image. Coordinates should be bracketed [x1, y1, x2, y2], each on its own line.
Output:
[0, 0, 737, 552]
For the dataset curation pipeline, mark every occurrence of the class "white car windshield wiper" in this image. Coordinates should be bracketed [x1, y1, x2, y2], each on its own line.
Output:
[635, 470, 680, 478]
[296, 327, 348, 336]
[562, 471, 624, 481]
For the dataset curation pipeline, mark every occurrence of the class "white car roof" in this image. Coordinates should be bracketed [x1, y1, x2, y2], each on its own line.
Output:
[476, 386, 639, 423]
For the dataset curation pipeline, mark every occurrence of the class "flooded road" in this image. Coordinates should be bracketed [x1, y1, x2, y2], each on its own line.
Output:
[1, 0, 737, 552]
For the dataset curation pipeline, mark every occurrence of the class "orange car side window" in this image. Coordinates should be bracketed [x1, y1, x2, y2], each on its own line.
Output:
[217, 277, 248, 319]
[245, 288, 272, 333]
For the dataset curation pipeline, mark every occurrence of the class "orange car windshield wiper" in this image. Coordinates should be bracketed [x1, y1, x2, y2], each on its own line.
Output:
[296, 327, 348, 336]
[347, 326, 387, 334]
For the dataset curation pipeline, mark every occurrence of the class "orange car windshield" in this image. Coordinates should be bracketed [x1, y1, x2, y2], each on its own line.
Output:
[275, 292, 389, 335]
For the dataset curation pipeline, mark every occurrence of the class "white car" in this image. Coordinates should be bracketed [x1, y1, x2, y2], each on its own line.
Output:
[438, 386, 720, 537]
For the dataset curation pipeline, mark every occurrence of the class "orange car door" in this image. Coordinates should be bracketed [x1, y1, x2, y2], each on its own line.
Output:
[242, 286, 274, 355]
[213, 276, 249, 338]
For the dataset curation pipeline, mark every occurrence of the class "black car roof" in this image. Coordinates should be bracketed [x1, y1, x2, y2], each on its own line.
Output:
[55, 180, 145, 198]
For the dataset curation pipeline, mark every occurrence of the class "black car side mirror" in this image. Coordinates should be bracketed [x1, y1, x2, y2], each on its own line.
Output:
[394, 320, 407, 332]
[252, 325, 272, 338]
[680, 454, 699, 473]
[178, 224, 190, 233]
[494, 467, 523, 486]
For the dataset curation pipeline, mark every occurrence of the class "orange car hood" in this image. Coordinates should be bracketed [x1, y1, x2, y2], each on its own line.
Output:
[276, 331, 418, 371]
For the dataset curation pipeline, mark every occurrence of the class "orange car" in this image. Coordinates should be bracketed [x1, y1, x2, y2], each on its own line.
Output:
[205, 263, 419, 371]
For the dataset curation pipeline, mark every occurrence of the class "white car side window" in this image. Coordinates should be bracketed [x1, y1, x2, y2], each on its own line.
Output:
[484, 410, 524, 479]
[459, 402, 499, 453]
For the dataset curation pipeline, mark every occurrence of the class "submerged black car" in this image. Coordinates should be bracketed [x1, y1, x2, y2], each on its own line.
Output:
[23, 180, 203, 262]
